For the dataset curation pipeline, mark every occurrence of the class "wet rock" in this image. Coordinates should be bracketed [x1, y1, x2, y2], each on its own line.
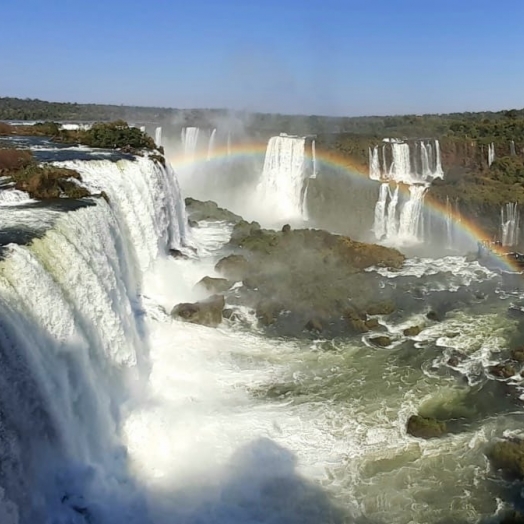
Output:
[188, 219, 198, 228]
[365, 318, 380, 330]
[304, 318, 323, 333]
[407, 415, 447, 439]
[487, 438, 524, 480]
[511, 347, 524, 362]
[282, 224, 291, 234]
[366, 301, 395, 316]
[370, 335, 391, 347]
[403, 325, 422, 337]
[446, 351, 466, 367]
[488, 362, 517, 379]
[223, 308, 241, 321]
[256, 301, 283, 326]
[169, 248, 188, 259]
[196, 276, 232, 294]
[426, 310, 443, 321]
[215, 254, 249, 281]
[171, 294, 225, 328]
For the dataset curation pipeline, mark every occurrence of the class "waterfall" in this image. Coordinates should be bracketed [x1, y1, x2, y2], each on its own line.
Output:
[155, 126, 162, 147]
[369, 146, 381, 180]
[139, 126, 146, 133]
[207, 128, 216, 161]
[370, 138, 444, 245]
[311, 140, 317, 179]
[373, 183, 389, 239]
[397, 185, 428, 241]
[257, 134, 307, 221]
[0, 155, 188, 522]
[510, 140, 516, 156]
[488, 142, 495, 167]
[181, 127, 200, 164]
[501, 202, 520, 247]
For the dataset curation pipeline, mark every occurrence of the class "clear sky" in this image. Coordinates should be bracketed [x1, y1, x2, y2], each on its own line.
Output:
[1, 0, 523, 116]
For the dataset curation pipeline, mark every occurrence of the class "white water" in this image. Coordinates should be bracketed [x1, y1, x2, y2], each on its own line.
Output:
[488, 142, 495, 167]
[510, 140, 516, 156]
[371, 139, 444, 245]
[207, 128, 216, 161]
[155, 127, 162, 148]
[181, 127, 200, 164]
[501, 202, 520, 246]
[0, 189, 32, 206]
[257, 134, 307, 222]
[0, 155, 192, 522]
[311, 139, 317, 179]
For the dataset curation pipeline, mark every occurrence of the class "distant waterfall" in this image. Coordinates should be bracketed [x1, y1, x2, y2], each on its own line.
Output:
[181, 127, 200, 163]
[501, 202, 520, 247]
[155, 126, 162, 147]
[207, 128, 216, 161]
[311, 140, 317, 179]
[139, 125, 146, 133]
[510, 140, 516, 156]
[488, 143, 495, 167]
[370, 139, 443, 244]
[258, 134, 307, 221]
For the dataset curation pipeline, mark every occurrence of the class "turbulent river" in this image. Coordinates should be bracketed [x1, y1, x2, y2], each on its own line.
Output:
[0, 137, 523, 523]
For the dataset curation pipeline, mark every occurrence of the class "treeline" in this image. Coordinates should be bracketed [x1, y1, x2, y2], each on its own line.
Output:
[1, 96, 524, 141]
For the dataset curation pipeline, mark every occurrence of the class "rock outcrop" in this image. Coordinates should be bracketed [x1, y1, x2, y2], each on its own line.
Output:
[171, 294, 225, 328]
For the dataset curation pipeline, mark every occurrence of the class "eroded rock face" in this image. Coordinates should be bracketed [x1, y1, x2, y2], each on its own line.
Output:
[171, 294, 225, 328]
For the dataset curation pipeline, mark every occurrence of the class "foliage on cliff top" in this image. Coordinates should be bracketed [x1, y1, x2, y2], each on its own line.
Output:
[0, 148, 91, 200]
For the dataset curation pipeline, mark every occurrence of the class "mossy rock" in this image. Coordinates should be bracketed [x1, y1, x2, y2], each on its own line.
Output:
[511, 347, 524, 362]
[370, 335, 391, 347]
[185, 197, 242, 223]
[366, 302, 396, 316]
[196, 276, 232, 294]
[487, 439, 524, 479]
[407, 415, 447, 439]
[403, 325, 422, 337]
[365, 318, 380, 330]
[171, 294, 225, 328]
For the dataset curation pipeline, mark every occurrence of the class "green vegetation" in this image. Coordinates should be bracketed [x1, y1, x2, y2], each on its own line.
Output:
[0, 148, 91, 200]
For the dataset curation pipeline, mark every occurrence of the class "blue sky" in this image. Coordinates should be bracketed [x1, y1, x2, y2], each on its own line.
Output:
[1, 0, 523, 116]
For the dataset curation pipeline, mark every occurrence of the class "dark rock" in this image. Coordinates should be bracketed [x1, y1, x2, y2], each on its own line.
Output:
[370, 335, 391, 347]
[171, 294, 225, 328]
[188, 219, 198, 228]
[365, 318, 380, 330]
[487, 438, 524, 480]
[426, 310, 442, 321]
[407, 415, 447, 439]
[366, 302, 396, 316]
[169, 248, 188, 259]
[446, 351, 466, 367]
[488, 362, 517, 379]
[215, 254, 249, 281]
[196, 276, 231, 294]
[282, 224, 291, 233]
[256, 301, 283, 326]
[403, 325, 422, 337]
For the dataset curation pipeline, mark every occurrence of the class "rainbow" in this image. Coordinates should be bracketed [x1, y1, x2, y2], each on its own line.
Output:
[169, 141, 520, 272]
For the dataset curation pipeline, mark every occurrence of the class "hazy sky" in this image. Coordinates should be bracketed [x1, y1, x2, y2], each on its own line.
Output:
[2, 0, 523, 116]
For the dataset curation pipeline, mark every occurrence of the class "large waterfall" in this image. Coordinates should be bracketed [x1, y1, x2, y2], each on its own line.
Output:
[181, 127, 200, 163]
[369, 139, 444, 244]
[257, 134, 307, 221]
[0, 155, 188, 523]
[501, 202, 520, 246]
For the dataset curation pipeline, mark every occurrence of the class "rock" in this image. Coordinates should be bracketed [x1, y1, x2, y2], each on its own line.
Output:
[365, 318, 380, 329]
[188, 219, 198, 228]
[256, 301, 283, 326]
[366, 302, 395, 316]
[499, 511, 524, 524]
[487, 438, 524, 479]
[488, 362, 517, 379]
[511, 347, 524, 362]
[426, 310, 442, 321]
[196, 276, 231, 294]
[446, 351, 466, 367]
[169, 248, 188, 259]
[370, 335, 391, 347]
[407, 415, 447, 439]
[171, 294, 225, 328]
[215, 254, 249, 281]
[184, 197, 242, 223]
[304, 318, 323, 333]
[350, 319, 369, 333]
[282, 224, 291, 233]
[403, 325, 422, 337]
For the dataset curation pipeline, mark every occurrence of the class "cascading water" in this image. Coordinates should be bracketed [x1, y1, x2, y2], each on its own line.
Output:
[370, 139, 444, 244]
[501, 202, 520, 246]
[488, 142, 495, 167]
[257, 134, 307, 221]
[207, 129, 216, 161]
[155, 127, 162, 148]
[510, 140, 516, 156]
[311, 139, 317, 179]
[0, 154, 188, 523]
[181, 127, 200, 164]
